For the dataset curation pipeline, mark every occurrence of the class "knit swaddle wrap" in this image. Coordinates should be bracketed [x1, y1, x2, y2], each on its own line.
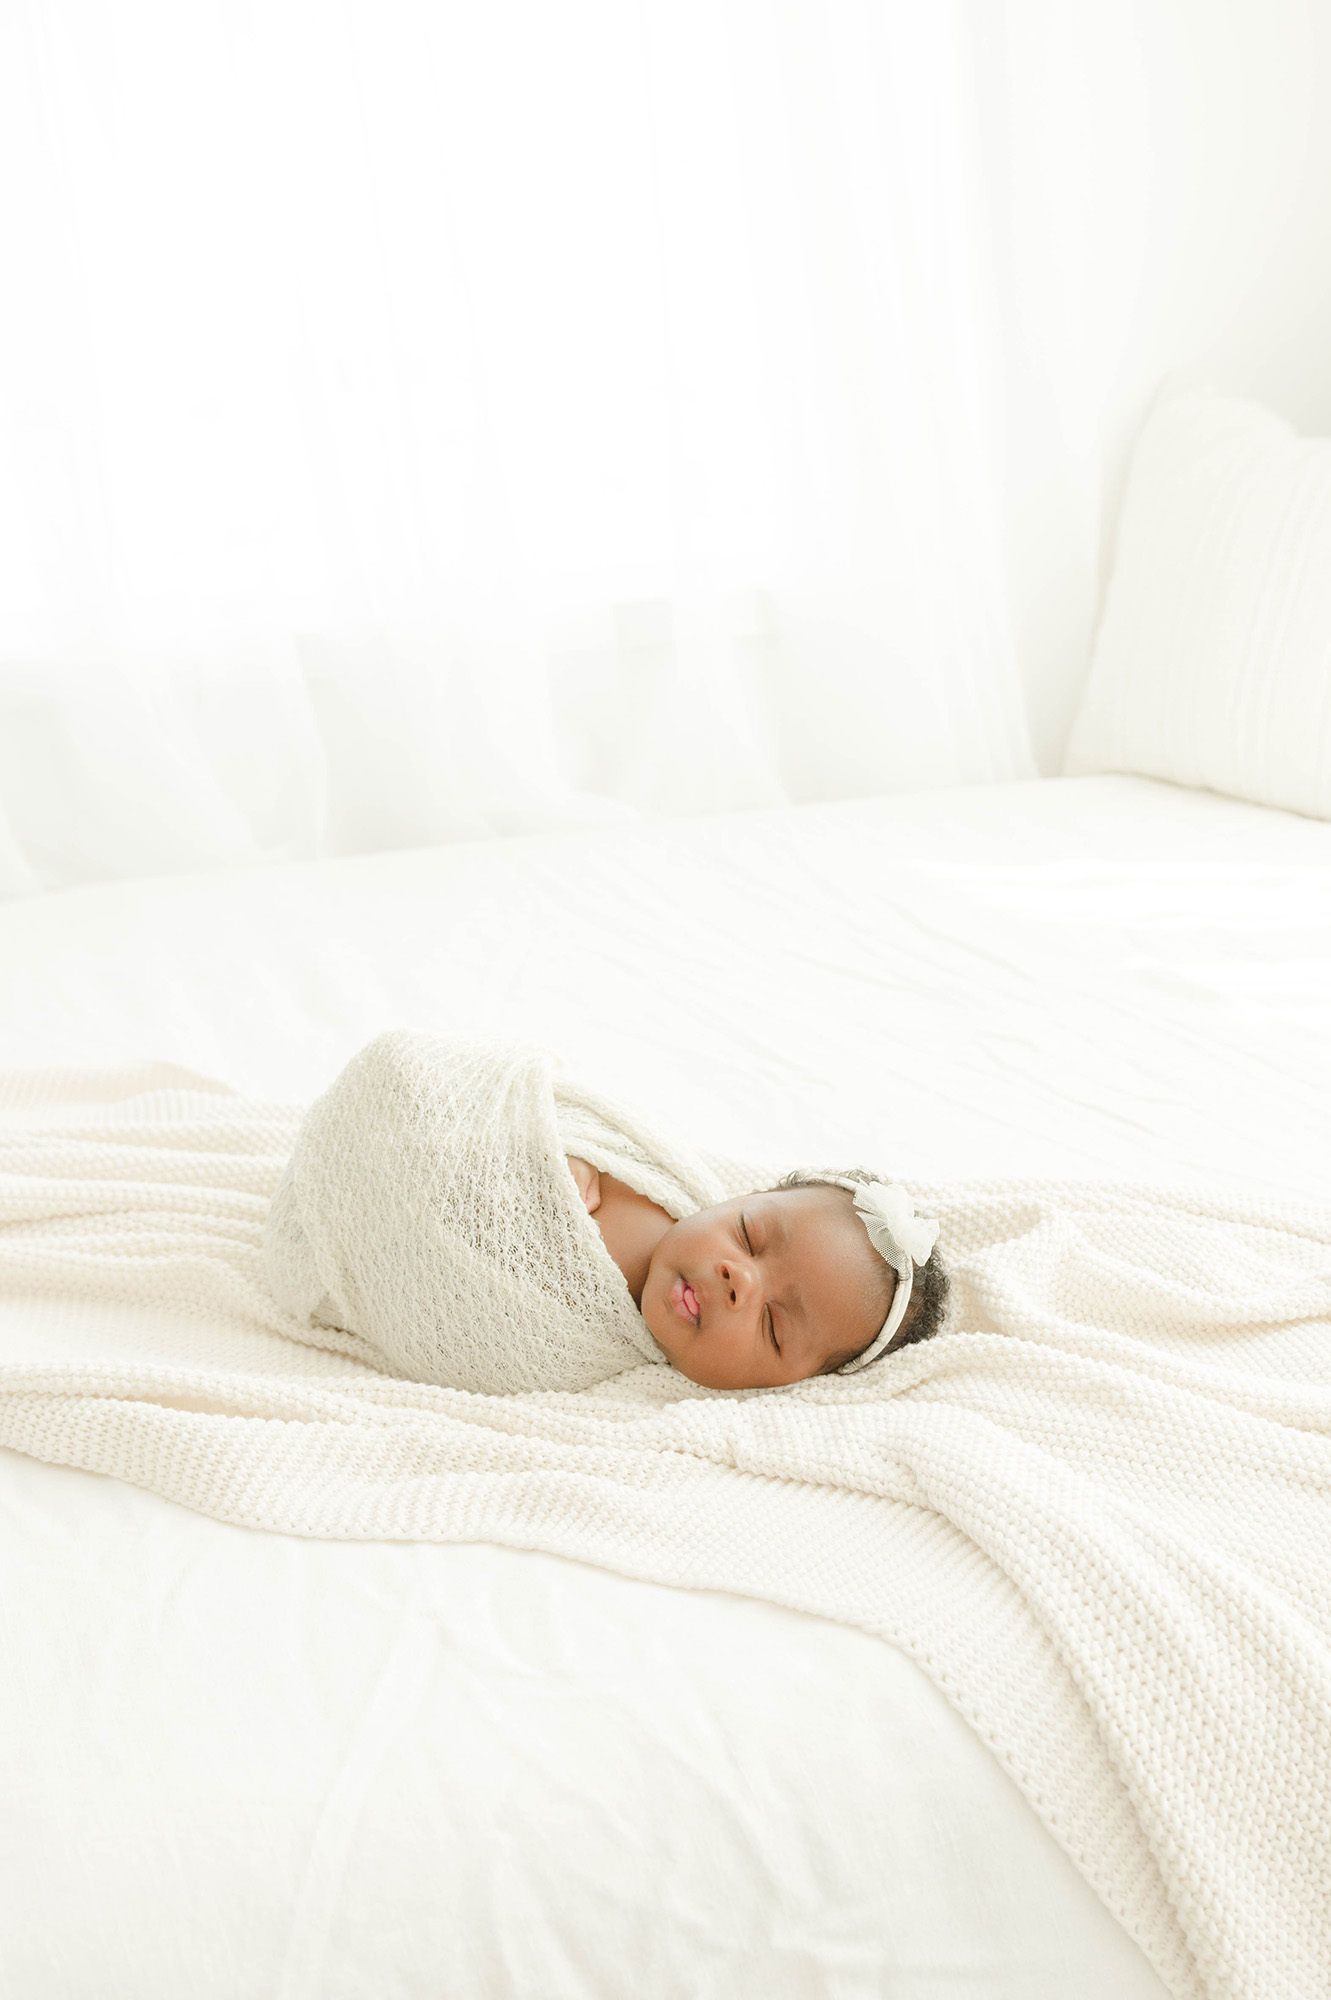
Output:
[263, 1031, 738, 1394]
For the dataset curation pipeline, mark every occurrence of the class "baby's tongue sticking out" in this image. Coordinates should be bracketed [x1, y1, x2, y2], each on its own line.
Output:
[668, 1277, 700, 1323]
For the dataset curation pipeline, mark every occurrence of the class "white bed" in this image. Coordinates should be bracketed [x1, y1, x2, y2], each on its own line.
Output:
[3, 770, 1329, 1999]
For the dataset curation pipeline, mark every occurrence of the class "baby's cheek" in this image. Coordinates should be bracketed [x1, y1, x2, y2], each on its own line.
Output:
[642, 1265, 674, 1340]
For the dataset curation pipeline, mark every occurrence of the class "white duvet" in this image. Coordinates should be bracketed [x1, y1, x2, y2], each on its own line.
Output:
[4, 773, 1331, 2000]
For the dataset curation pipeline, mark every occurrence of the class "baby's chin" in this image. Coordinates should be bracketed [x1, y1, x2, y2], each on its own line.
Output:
[640, 1235, 720, 1382]
[639, 1246, 684, 1364]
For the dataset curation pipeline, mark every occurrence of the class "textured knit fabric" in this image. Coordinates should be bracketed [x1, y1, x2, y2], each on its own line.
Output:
[3, 1065, 1331, 2000]
[262, 1031, 743, 1392]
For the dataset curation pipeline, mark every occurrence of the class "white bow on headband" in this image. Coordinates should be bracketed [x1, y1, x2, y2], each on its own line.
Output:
[851, 1182, 939, 1276]
[835, 1179, 938, 1373]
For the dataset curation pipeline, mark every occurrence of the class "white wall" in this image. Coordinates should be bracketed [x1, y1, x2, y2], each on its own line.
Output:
[970, 0, 1331, 771]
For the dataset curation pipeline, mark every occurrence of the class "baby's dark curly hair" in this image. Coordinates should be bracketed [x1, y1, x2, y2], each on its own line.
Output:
[770, 1168, 951, 1365]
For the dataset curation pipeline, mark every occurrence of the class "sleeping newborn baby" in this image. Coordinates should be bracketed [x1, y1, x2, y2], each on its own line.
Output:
[568, 1154, 947, 1389]
[264, 1030, 949, 1395]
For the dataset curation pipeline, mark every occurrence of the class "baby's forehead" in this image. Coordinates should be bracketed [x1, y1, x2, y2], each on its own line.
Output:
[756, 1183, 874, 1260]
[758, 1180, 852, 1222]
[758, 1184, 887, 1359]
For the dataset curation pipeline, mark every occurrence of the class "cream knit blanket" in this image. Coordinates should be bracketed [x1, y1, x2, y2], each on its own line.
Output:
[262, 1031, 742, 1392]
[2, 1062, 1330, 2000]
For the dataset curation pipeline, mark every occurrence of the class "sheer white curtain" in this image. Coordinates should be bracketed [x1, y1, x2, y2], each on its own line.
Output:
[0, 0, 1033, 895]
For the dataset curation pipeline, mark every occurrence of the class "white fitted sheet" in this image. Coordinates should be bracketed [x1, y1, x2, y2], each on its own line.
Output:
[3, 773, 1329, 1999]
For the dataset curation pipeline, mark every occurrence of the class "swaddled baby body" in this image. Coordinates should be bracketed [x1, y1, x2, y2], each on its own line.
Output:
[566, 1156, 945, 1388]
[263, 1031, 948, 1396]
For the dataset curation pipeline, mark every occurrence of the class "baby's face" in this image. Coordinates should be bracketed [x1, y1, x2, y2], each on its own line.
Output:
[640, 1185, 891, 1389]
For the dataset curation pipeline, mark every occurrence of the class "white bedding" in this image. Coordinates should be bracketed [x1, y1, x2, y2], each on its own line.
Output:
[3, 773, 1329, 1999]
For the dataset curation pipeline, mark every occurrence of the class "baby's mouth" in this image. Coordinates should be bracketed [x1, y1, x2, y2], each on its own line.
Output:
[669, 1277, 701, 1326]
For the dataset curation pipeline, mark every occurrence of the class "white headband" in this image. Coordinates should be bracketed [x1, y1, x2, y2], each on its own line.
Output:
[830, 1180, 939, 1373]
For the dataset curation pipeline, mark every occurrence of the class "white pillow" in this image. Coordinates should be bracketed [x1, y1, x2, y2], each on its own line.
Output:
[1066, 388, 1331, 820]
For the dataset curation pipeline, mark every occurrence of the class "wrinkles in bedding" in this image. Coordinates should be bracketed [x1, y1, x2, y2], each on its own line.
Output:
[0, 1447, 1167, 2000]
[1, 777, 1327, 1205]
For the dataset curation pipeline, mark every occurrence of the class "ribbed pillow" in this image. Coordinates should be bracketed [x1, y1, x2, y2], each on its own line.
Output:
[1067, 389, 1331, 819]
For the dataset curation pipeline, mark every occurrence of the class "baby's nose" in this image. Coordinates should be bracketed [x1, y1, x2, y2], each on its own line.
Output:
[716, 1257, 757, 1312]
